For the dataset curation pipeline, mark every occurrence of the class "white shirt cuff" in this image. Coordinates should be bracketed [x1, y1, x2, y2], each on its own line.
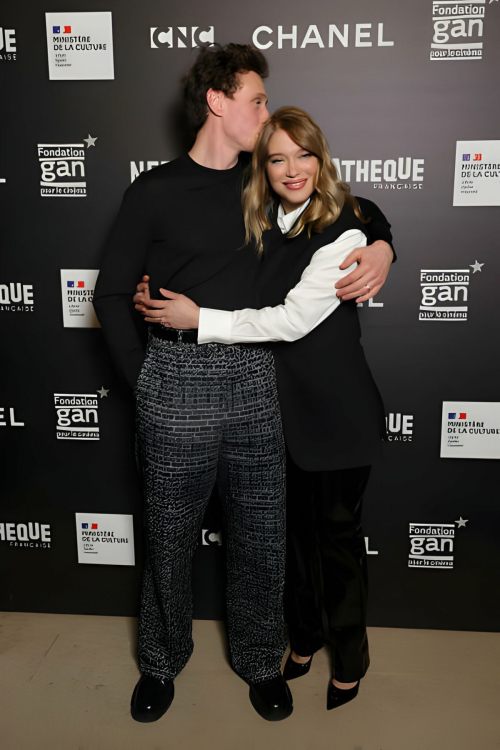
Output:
[198, 307, 234, 344]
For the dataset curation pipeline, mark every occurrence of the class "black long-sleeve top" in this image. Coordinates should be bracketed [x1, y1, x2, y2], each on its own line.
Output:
[93, 154, 394, 390]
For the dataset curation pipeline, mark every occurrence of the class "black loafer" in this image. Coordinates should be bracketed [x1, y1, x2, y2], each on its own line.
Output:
[283, 651, 313, 681]
[248, 674, 293, 721]
[327, 680, 359, 711]
[130, 673, 175, 722]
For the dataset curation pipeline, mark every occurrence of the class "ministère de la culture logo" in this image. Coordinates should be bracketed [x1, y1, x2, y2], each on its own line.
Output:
[332, 157, 424, 191]
[60, 269, 100, 327]
[45, 12, 114, 80]
[0, 282, 34, 312]
[54, 386, 109, 440]
[251, 21, 394, 50]
[0, 26, 16, 61]
[0, 521, 51, 549]
[150, 26, 214, 49]
[38, 133, 97, 197]
[408, 517, 468, 569]
[419, 259, 484, 321]
[430, 0, 498, 62]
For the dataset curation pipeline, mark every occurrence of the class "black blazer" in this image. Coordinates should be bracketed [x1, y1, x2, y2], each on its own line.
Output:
[257, 203, 387, 472]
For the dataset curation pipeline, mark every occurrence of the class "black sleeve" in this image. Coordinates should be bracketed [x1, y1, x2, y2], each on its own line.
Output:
[355, 196, 397, 263]
[93, 174, 151, 390]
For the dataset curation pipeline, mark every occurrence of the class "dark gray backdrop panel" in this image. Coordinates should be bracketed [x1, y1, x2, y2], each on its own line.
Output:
[1, 0, 499, 631]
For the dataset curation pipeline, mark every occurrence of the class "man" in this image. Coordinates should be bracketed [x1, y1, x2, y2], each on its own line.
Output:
[93, 43, 394, 724]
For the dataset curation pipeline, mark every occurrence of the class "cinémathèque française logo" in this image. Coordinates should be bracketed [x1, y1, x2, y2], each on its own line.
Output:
[332, 157, 424, 191]
[0, 27, 16, 61]
[0, 282, 34, 312]
[0, 521, 51, 549]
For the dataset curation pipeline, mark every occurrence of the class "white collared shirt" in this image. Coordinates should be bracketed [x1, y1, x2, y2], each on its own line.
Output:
[197, 200, 364, 345]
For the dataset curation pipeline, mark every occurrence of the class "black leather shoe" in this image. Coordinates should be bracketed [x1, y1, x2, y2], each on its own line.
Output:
[248, 675, 293, 721]
[327, 680, 359, 710]
[283, 651, 313, 681]
[130, 673, 175, 722]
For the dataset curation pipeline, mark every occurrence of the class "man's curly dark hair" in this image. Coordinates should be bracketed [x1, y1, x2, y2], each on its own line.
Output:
[183, 43, 269, 134]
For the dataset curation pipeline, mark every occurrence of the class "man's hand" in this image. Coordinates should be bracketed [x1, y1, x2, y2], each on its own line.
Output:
[134, 276, 200, 329]
[335, 240, 393, 303]
[133, 274, 151, 310]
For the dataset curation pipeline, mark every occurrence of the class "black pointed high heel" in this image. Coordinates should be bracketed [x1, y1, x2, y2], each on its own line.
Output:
[326, 680, 359, 710]
[283, 651, 313, 681]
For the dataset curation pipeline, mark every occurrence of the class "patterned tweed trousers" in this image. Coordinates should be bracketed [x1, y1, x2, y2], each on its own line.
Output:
[134, 333, 287, 683]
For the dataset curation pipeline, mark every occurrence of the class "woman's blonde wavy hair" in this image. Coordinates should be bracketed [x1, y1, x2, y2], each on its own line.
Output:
[243, 106, 367, 255]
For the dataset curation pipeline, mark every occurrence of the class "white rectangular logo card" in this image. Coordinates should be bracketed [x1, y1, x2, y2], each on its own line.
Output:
[75, 512, 135, 565]
[46, 12, 114, 80]
[441, 402, 500, 459]
[453, 141, 500, 206]
[60, 269, 100, 328]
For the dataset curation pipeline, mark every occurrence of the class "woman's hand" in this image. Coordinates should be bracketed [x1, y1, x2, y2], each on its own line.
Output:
[141, 288, 200, 329]
[133, 276, 200, 329]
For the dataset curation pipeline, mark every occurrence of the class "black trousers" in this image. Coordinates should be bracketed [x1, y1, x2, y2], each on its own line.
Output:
[284, 452, 371, 683]
[134, 334, 287, 683]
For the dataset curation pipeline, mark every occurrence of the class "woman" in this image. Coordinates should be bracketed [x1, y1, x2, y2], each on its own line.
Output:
[136, 107, 390, 709]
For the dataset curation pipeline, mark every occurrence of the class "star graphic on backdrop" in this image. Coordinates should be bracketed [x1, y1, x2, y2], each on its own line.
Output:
[469, 260, 484, 273]
[83, 134, 98, 148]
[455, 517, 468, 528]
[97, 387, 109, 398]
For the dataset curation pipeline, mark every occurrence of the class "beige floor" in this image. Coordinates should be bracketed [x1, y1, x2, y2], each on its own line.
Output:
[0, 612, 498, 750]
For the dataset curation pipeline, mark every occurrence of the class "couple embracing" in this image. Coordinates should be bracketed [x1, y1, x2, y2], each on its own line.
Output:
[93, 42, 394, 723]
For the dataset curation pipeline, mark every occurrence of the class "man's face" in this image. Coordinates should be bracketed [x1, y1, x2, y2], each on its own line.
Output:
[222, 71, 270, 152]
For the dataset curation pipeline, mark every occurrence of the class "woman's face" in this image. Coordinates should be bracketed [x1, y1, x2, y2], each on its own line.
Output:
[266, 128, 319, 214]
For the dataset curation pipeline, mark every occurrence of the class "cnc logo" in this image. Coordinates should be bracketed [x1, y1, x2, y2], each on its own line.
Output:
[0, 27, 16, 61]
[54, 393, 100, 440]
[419, 262, 484, 321]
[150, 27, 214, 49]
[430, 0, 495, 61]
[252, 22, 394, 50]
[0, 283, 34, 312]
[38, 135, 97, 197]
[202, 529, 222, 546]
[60, 269, 100, 328]
[386, 413, 413, 442]
[332, 157, 424, 191]
[408, 518, 468, 569]
[201, 529, 378, 555]
[0, 522, 51, 549]
[130, 160, 168, 182]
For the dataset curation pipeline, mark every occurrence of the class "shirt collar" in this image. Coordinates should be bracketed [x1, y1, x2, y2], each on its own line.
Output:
[277, 199, 311, 234]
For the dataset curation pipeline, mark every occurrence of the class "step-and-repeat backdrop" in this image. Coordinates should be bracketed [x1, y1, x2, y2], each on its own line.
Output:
[1, 1, 499, 631]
